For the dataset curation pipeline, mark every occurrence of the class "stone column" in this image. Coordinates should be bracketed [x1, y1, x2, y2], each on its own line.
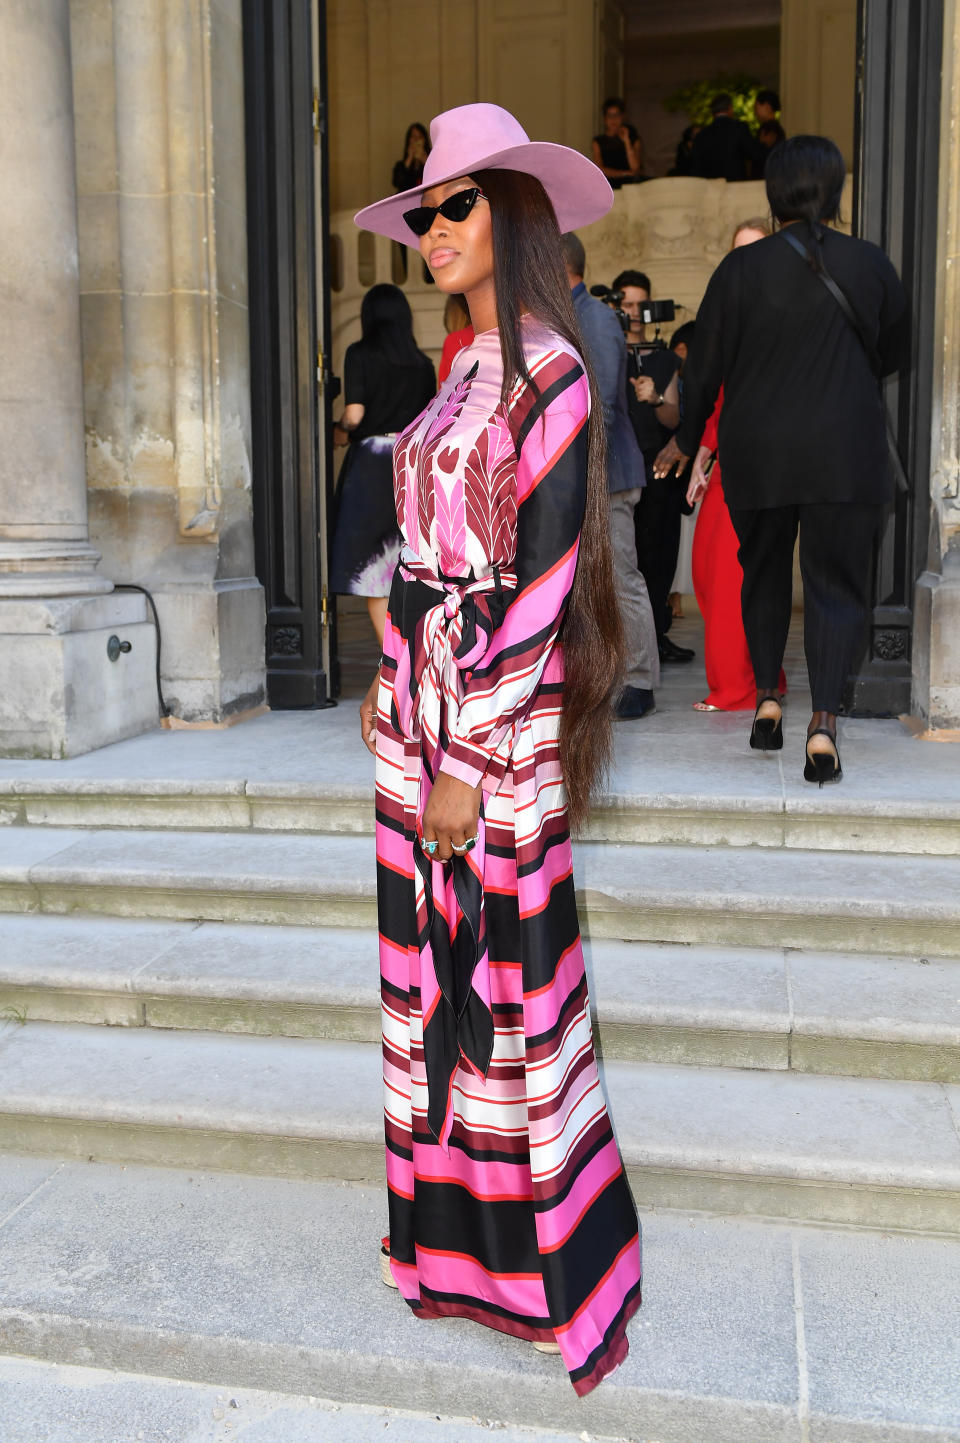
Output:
[913, 0, 960, 728]
[71, 0, 265, 724]
[0, 0, 157, 756]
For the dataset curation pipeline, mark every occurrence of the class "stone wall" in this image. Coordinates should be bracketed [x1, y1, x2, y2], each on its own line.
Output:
[70, 0, 264, 722]
[326, 0, 619, 216]
[780, 0, 857, 168]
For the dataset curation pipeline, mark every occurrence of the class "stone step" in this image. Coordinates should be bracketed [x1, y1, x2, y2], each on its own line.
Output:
[2, 825, 960, 957]
[1, 1154, 959, 1442]
[0, 1356, 605, 1443]
[2, 915, 959, 1084]
[3, 771, 960, 856]
[1, 1022, 958, 1231]
[3, 704, 960, 857]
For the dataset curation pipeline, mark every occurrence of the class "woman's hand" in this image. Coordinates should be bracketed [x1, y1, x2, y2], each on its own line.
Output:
[622, 128, 643, 173]
[653, 435, 690, 479]
[421, 772, 482, 863]
[359, 671, 379, 756]
[337, 402, 364, 445]
[685, 445, 713, 506]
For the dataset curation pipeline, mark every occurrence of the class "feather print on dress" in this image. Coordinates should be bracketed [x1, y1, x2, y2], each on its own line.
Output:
[463, 407, 517, 569]
[432, 477, 467, 579]
[394, 361, 479, 570]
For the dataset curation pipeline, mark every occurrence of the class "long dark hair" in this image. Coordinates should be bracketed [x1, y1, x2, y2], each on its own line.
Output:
[403, 122, 430, 156]
[360, 283, 424, 366]
[765, 134, 845, 273]
[473, 168, 623, 830]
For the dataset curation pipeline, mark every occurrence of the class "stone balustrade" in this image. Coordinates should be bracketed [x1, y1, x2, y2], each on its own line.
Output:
[329, 177, 855, 385]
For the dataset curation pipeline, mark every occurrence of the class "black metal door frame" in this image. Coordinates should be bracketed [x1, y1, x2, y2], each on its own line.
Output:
[848, 0, 943, 715]
[243, 0, 335, 708]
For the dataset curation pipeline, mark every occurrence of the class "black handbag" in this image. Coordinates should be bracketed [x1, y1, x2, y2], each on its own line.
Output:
[781, 227, 909, 494]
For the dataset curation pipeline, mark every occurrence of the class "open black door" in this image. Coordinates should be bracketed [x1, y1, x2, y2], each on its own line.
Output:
[243, 0, 336, 707]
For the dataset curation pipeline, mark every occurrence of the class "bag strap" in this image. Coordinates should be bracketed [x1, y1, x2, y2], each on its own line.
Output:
[780, 228, 883, 376]
[780, 227, 908, 494]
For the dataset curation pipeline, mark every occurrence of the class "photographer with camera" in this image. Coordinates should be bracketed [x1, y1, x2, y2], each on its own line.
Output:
[562, 234, 659, 720]
[609, 270, 691, 664]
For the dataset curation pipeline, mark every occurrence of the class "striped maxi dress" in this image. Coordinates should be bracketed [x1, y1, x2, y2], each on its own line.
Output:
[375, 317, 642, 1396]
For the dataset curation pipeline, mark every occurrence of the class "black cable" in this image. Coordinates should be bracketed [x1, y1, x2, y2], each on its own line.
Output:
[112, 583, 170, 717]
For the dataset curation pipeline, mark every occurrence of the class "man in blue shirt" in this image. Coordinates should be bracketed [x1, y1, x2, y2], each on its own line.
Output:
[562, 233, 659, 719]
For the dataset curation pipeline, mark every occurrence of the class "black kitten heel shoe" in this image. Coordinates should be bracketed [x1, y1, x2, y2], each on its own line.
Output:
[749, 700, 783, 752]
[804, 729, 842, 786]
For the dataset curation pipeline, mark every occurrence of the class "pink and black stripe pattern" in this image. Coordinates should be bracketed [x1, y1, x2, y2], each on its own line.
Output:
[375, 320, 641, 1395]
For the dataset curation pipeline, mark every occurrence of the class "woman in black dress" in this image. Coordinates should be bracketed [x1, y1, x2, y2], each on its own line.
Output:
[655, 135, 909, 784]
[331, 284, 435, 645]
[392, 122, 430, 192]
[591, 97, 644, 187]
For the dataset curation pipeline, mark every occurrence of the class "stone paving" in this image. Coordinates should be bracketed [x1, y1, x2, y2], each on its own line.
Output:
[0, 1354, 613, 1443]
[1, 609, 959, 1441]
[1, 1158, 958, 1442]
[0, 614, 958, 818]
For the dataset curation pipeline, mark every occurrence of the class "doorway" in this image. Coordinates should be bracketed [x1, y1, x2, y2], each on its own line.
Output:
[243, 0, 336, 710]
[244, 0, 943, 719]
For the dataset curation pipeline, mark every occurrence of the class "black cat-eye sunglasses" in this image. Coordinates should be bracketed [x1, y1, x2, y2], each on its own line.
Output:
[402, 187, 488, 237]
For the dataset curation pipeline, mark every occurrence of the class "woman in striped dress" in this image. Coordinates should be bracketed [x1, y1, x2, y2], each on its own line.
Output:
[355, 103, 642, 1397]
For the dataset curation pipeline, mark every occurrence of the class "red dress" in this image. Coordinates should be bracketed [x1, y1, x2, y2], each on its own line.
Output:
[692, 390, 786, 710]
[437, 325, 475, 383]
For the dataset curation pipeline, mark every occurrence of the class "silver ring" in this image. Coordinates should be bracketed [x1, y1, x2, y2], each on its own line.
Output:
[420, 838, 438, 856]
[451, 834, 479, 855]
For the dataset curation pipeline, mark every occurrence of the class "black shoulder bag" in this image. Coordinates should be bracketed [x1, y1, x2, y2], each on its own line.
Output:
[781, 228, 909, 494]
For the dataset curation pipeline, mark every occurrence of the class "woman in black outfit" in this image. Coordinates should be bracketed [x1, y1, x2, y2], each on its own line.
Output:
[655, 135, 909, 785]
[331, 284, 435, 645]
[392, 122, 430, 192]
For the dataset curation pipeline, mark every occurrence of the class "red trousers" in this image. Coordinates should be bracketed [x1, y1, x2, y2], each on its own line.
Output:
[692, 470, 786, 710]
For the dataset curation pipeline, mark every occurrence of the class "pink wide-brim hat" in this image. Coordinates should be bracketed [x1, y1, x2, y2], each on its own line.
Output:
[354, 103, 614, 246]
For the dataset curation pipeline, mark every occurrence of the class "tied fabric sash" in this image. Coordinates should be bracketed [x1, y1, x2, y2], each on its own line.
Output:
[391, 546, 516, 1150]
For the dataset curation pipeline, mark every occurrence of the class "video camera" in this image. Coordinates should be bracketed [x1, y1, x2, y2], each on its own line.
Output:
[589, 284, 629, 336]
[589, 285, 676, 350]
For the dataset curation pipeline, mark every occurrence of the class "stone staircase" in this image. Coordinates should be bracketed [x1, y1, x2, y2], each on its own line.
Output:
[1, 721, 960, 1439]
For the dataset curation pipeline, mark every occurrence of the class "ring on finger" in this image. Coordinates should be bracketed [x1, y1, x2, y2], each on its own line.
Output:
[451, 834, 479, 855]
[420, 838, 439, 856]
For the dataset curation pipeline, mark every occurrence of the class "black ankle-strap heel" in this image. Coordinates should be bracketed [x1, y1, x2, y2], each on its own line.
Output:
[804, 728, 842, 786]
[749, 700, 783, 752]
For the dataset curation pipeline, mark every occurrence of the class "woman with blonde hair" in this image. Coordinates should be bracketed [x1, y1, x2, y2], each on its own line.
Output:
[354, 103, 641, 1393]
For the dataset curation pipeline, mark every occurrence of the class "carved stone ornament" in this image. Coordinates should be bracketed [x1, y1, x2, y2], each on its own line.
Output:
[269, 624, 303, 657]
[873, 628, 908, 661]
